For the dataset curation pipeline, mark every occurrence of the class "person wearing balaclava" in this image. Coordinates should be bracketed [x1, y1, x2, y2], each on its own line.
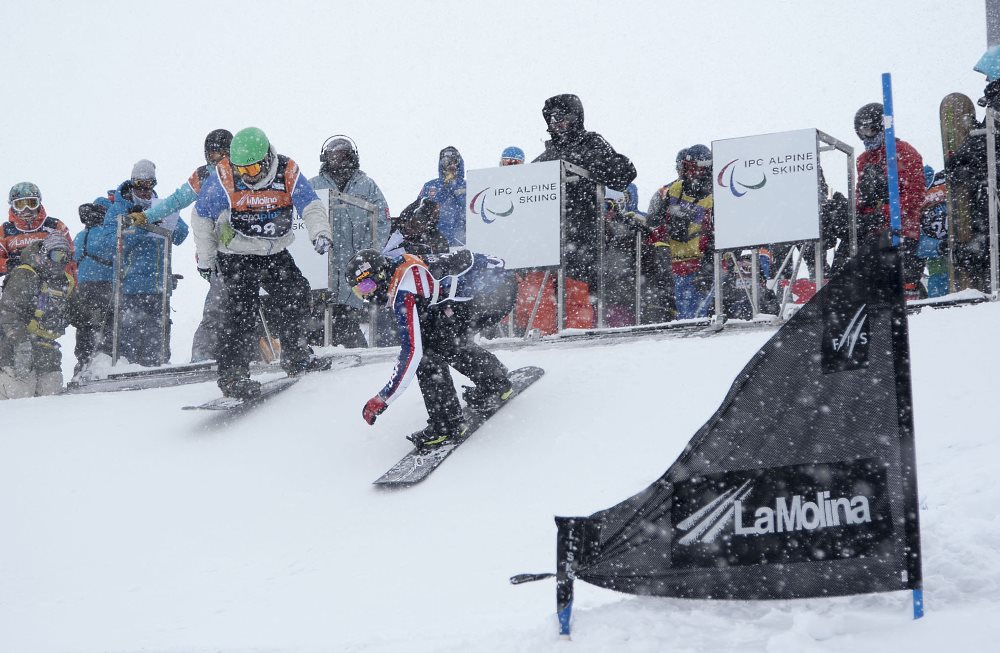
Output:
[102, 159, 190, 366]
[309, 135, 391, 348]
[532, 93, 636, 327]
[417, 146, 467, 247]
[853, 102, 926, 300]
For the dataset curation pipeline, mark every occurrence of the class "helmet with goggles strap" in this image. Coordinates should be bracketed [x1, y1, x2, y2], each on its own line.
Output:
[230, 127, 272, 183]
[854, 103, 885, 140]
[9, 182, 42, 213]
[345, 249, 392, 302]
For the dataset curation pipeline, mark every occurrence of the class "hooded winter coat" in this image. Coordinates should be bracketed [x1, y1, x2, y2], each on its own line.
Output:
[532, 94, 637, 289]
[0, 241, 75, 373]
[417, 146, 467, 247]
[103, 181, 190, 294]
[309, 167, 391, 309]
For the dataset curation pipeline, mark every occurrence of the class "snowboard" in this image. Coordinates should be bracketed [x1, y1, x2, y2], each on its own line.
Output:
[939, 92, 977, 291]
[373, 366, 545, 487]
[181, 355, 359, 411]
[183, 376, 301, 412]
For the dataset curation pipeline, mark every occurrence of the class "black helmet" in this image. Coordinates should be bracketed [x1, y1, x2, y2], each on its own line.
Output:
[204, 129, 233, 162]
[854, 103, 884, 139]
[345, 249, 391, 302]
[320, 134, 360, 171]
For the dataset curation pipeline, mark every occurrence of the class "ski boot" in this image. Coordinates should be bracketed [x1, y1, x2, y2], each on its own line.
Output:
[218, 369, 261, 400]
[462, 379, 514, 413]
[407, 422, 468, 451]
[281, 354, 332, 377]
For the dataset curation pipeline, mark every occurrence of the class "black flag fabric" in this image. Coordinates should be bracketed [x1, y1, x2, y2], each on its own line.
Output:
[552, 243, 921, 615]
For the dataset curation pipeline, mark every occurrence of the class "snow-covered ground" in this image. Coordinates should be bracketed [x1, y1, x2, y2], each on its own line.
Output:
[1, 300, 997, 652]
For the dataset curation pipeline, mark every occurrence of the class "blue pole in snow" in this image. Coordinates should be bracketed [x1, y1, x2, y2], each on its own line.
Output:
[913, 588, 924, 619]
[881, 73, 902, 247]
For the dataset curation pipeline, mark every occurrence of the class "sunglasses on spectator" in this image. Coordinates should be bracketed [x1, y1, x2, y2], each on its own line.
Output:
[501, 158, 522, 166]
[352, 276, 378, 299]
[132, 179, 157, 191]
[11, 197, 41, 212]
[234, 161, 264, 177]
[47, 249, 69, 264]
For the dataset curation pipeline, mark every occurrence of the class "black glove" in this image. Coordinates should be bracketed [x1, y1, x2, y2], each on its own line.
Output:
[857, 165, 888, 208]
[78, 202, 107, 228]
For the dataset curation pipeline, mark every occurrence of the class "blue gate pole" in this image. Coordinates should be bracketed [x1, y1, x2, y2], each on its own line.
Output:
[913, 588, 925, 619]
[882, 73, 902, 247]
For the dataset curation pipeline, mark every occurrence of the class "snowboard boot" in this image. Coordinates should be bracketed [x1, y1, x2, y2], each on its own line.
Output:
[462, 379, 514, 413]
[281, 354, 332, 377]
[407, 422, 468, 451]
[218, 369, 261, 400]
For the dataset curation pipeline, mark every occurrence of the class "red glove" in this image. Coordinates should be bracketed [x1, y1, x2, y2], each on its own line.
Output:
[363, 395, 388, 425]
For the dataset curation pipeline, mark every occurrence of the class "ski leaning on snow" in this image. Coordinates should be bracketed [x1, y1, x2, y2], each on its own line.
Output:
[181, 355, 361, 412]
[373, 366, 545, 487]
[68, 354, 362, 394]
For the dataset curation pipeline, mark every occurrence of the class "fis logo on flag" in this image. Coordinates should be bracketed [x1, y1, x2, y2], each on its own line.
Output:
[670, 460, 892, 569]
[822, 303, 870, 373]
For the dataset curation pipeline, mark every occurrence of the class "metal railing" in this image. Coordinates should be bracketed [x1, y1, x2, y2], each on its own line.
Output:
[111, 217, 175, 365]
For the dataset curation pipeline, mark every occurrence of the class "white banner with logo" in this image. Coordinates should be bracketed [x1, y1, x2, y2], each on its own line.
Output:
[287, 188, 329, 290]
[713, 128, 821, 250]
[465, 160, 561, 269]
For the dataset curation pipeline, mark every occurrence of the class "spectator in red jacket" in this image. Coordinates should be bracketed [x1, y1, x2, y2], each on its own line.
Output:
[2, 182, 74, 277]
[854, 102, 925, 299]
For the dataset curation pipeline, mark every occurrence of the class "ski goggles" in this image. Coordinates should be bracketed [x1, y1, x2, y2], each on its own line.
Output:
[11, 197, 40, 212]
[47, 249, 69, 264]
[500, 157, 522, 166]
[132, 178, 157, 191]
[857, 123, 881, 139]
[351, 276, 379, 299]
[234, 161, 264, 177]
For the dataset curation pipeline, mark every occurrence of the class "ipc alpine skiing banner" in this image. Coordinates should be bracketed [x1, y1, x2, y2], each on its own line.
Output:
[521, 243, 922, 635]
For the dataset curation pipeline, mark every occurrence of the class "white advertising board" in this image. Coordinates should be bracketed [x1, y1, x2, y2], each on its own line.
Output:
[287, 188, 330, 290]
[464, 160, 561, 269]
[712, 128, 821, 249]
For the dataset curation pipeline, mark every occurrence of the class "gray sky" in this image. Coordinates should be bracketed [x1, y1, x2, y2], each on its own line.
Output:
[1, 0, 987, 223]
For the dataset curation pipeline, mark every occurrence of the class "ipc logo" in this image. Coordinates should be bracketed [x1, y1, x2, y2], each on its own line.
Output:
[717, 159, 767, 198]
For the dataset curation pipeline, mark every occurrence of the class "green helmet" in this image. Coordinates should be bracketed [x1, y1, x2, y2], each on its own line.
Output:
[9, 181, 41, 204]
[230, 127, 270, 165]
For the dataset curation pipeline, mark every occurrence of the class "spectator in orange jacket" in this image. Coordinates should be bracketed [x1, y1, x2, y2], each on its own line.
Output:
[853, 103, 925, 299]
[2, 182, 74, 277]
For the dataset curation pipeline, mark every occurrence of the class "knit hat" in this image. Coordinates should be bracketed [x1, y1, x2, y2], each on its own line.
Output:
[131, 159, 156, 181]
[41, 232, 70, 256]
[501, 146, 525, 163]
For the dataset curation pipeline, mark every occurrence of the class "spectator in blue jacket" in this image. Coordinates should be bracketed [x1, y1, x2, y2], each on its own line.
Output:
[70, 201, 116, 376]
[103, 159, 189, 366]
[120, 129, 233, 363]
[417, 146, 466, 246]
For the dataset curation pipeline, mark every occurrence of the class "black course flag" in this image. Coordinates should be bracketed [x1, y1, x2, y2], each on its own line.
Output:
[513, 243, 922, 636]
